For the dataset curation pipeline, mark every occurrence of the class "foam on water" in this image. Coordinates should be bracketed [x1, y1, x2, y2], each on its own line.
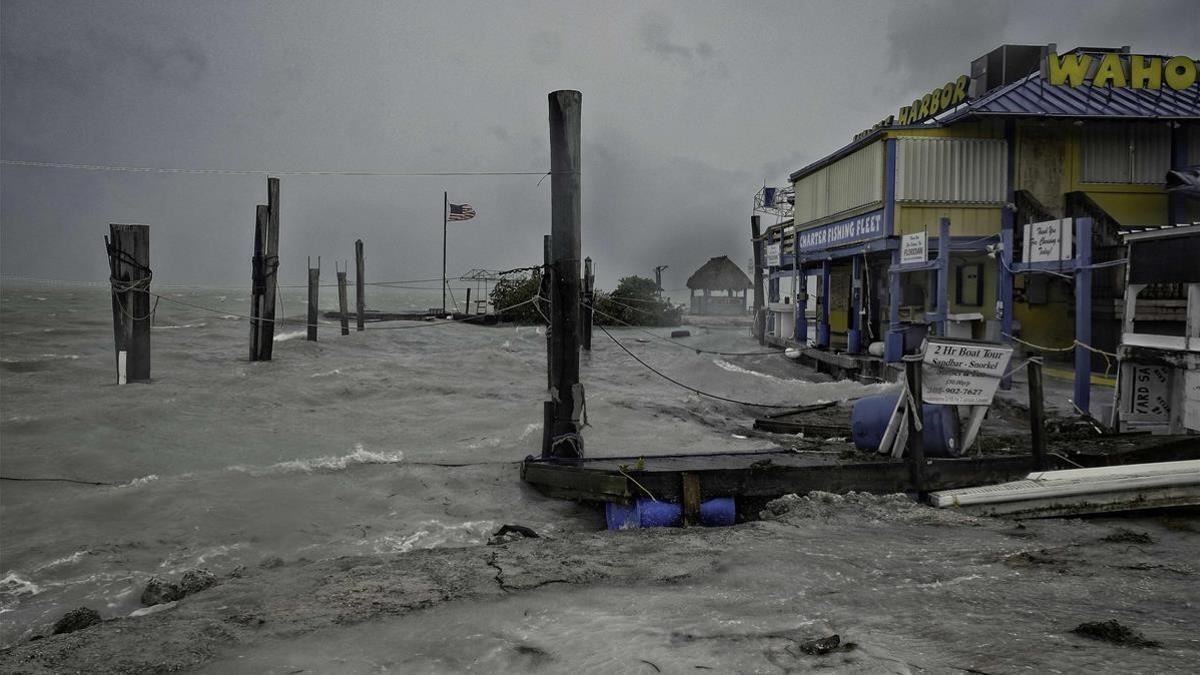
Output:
[225, 444, 405, 477]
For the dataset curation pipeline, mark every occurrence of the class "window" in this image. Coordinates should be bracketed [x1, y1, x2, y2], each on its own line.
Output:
[1081, 122, 1171, 184]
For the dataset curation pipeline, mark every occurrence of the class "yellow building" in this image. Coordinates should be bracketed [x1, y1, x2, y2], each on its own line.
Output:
[772, 44, 1200, 373]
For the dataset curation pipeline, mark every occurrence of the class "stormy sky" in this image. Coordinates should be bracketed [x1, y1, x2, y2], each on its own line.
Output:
[2, 0, 1197, 291]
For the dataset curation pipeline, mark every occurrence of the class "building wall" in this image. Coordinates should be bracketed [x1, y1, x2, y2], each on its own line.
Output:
[894, 204, 1003, 236]
[792, 141, 883, 228]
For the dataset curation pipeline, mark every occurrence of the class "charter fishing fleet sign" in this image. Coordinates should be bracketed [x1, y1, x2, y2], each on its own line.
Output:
[796, 210, 885, 252]
[921, 338, 1013, 406]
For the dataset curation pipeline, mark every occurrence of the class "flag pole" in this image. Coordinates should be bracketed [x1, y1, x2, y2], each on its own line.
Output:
[442, 190, 448, 314]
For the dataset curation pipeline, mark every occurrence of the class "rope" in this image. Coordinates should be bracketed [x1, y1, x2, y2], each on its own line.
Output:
[589, 303, 778, 356]
[0, 475, 117, 486]
[1001, 332, 1116, 376]
[595, 323, 796, 409]
[110, 276, 160, 321]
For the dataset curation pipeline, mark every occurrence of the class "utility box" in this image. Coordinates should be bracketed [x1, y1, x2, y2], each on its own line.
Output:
[1112, 225, 1200, 435]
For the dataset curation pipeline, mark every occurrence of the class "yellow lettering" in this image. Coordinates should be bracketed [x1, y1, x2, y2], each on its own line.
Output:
[898, 106, 910, 125]
[1130, 55, 1162, 89]
[918, 94, 931, 118]
[1047, 51, 1092, 87]
[1092, 52, 1127, 88]
[952, 75, 969, 104]
[939, 82, 954, 109]
[1163, 55, 1198, 90]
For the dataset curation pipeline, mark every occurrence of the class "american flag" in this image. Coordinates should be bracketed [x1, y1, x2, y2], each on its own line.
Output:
[447, 202, 476, 221]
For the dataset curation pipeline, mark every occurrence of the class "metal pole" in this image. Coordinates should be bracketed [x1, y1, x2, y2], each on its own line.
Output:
[546, 89, 584, 458]
[1074, 217, 1093, 416]
[442, 191, 448, 315]
[750, 215, 765, 344]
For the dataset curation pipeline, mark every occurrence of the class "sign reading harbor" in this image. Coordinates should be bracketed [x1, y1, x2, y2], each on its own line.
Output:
[796, 210, 886, 253]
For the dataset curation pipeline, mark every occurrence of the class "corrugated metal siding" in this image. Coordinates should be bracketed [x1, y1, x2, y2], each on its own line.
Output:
[1130, 123, 1170, 183]
[895, 138, 1006, 203]
[1083, 122, 1171, 184]
[792, 141, 882, 225]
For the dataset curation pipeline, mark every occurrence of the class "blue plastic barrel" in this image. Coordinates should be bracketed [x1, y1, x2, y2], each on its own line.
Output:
[605, 497, 736, 530]
[851, 391, 961, 457]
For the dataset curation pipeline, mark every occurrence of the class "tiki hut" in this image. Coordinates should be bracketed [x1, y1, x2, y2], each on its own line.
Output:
[686, 255, 753, 315]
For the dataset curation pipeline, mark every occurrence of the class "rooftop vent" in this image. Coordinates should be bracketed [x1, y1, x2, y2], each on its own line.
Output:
[969, 44, 1044, 98]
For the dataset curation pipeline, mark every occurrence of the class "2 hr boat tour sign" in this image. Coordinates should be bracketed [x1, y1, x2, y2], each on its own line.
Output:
[795, 210, 885, 253]
[921, 337, 1013, 406]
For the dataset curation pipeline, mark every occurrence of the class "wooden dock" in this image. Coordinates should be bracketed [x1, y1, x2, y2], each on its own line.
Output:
[521, 436, 1200, 511]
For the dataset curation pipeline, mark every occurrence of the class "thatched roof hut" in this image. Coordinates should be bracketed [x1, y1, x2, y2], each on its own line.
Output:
[686, 255, 752, 291]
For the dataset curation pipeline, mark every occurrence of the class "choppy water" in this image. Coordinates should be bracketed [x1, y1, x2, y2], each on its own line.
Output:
[0, 280, 882, 645]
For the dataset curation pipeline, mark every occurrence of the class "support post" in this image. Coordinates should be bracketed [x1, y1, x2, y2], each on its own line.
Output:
[903, 356, 925, 492]
[546, 89, 584, 459]
[848, 254, 862, 354]
[465, 287, 472, 316]
[582, 256, 594, 351]
[105, 224, 151, 383]
[337, 266, 350, 336]
[886, 248, 903, 362]
[543, 233, 553, 393]
[307, 257, 319, 342]
[249, 205, 267, 360]
[1074, 217, 1093, 416]
[1027, 359, 1048, 471]
[817, 259, 831, 348]
[259, 177, 282, 360]
[934, 217, 950, 337]
[681, 473, 701, 527]
[796, 261, 808, 345]
[999, 119, 1016, 389]
[355, 239, 365, 331]
[751, 215, 765, 344]
[442, 191, 448, 314]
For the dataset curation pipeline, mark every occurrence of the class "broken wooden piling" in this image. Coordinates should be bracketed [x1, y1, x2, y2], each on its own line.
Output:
[337, 264, 350, 336]
[307, 257, 319, 342]
[105, 224, 152, 384]
[257, 177, 282, 360]
[355, 239, 365, 332]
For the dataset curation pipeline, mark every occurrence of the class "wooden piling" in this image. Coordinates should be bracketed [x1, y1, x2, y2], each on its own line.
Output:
[249, 204, 268, 360]
[355, 239, 365, 332]
[307, 257, 319, 342]
[582, 257, 594, 351]
[543, 233, 553, 395]
[337, 266, 350, 336]
[681, 472, 702, 526]
[1027, 359, 1048, 471]
[259, 177, 282, 359]
[751, 215, 765, 344]
[105, 224, 151, 383]
[465, 287, 472, 316]
[545, 89, 584, 458]
[904, 357, 926, 492]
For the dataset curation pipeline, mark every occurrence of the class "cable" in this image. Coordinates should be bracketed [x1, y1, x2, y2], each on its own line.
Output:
[589, 302, 778, 356]
[1, 158, 554, 178]
[596, 323, 796, 409]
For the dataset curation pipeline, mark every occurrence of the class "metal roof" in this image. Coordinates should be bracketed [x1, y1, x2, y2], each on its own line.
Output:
[944, 70, 1200, 121]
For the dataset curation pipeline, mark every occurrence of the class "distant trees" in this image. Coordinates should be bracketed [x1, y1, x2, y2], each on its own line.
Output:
[489, 272, 680, 327]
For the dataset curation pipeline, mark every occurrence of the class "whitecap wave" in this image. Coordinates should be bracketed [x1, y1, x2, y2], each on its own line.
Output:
[116, 474, 159, 488]
[712, 358, 787, 382]
[365, 520, 498, 554]
[273, 330, 306, 342]
[227, 444, 404, 477]
[154, 322, 207, 330]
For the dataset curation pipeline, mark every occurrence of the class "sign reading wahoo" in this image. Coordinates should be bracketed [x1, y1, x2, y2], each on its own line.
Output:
[795, 210, 885, 252]
[1044, 51, 1198, 90]
[448, 202, 476, 221]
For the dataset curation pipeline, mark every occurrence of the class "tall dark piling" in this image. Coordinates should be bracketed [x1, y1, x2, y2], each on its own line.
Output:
[904, 357, 926, 491]
[751, 215, 765, 344]
[545, 89, 584, 459]
[337, 265, 350, 336]
[259, 177, 282, 359]
[307, 257, 319, 342]
[249, 204, 268, 360]
[1027, 359, 1048, 470]
[355, 239, 365, 332]
[105, 224, 151, 383]
[581, 256, 594, 351]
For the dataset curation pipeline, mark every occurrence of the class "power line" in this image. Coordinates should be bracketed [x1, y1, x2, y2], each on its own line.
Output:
[595, 323, 795, 409]
[1, 158, 551, 178]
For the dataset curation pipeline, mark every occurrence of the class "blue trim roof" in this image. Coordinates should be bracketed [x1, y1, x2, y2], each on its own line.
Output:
[945, 70, 1200, 121]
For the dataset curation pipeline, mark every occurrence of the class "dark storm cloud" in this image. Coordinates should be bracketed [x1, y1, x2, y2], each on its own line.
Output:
[637, 12, 728, 78]
[884, 0, 1011, 87]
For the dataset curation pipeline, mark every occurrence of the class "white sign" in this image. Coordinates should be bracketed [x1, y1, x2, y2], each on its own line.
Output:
[765, 243, 781, 267]
[1022, 218, 1073, 263]
[921, 337, 1013, 405]
[900, 232, 927, 265]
